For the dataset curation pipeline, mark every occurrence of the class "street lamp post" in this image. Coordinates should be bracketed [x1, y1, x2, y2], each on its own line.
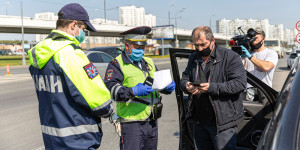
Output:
[5, 1, 9, 15]
[104, 0, 106, 23]
[21, 0, 26, 65]
[225, 23, 228, 48]
[209, 14, 215, 30]
[175, 8, 185, 48]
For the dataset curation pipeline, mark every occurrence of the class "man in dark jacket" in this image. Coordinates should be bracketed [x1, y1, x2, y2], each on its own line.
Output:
[180, 26, 246, 150]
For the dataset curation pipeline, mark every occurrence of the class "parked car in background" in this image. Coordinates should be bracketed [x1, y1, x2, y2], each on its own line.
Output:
[264, 38, 285, 58]
[286, 48, 292, 54]
[257, 57, 300, 150]
[87, 46, 123, 58]
[287, 53, 298, 68]
[84, 51, 113, 79]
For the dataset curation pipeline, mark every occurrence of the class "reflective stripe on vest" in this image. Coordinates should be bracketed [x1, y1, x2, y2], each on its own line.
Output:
[41, 124, 99, 137]
[115, 55, 159, 122]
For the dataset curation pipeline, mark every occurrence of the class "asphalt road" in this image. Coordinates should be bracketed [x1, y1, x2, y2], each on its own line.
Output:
[0, 56, 290, 150]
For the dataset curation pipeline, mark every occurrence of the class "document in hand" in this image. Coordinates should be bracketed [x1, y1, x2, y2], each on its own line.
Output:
[152, 69, 172, 91]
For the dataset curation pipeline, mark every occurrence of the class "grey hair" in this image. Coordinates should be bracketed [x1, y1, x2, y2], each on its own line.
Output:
[191, 26, 214, 42]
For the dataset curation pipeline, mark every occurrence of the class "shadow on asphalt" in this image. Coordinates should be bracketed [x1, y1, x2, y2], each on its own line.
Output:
[278, 67, 290, 71]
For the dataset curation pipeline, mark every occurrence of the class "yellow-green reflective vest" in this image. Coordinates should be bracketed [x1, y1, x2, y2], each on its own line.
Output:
[115, 55, 159, 122]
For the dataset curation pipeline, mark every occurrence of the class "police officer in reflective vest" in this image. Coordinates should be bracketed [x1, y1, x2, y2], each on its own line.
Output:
[28, 3, 113, 149]
[104, 26, 176, 150]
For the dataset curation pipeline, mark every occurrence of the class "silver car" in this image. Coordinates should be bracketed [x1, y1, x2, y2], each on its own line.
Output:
[287, 53, 297, 68]
[84, 51, 113, 79]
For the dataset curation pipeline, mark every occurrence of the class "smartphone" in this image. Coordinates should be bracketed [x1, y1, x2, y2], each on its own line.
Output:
[143, 76, 154, 86]
[190, 81, 202, 86]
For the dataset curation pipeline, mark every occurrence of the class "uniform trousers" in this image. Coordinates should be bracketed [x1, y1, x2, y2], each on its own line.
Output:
[120, 120, 157, 150]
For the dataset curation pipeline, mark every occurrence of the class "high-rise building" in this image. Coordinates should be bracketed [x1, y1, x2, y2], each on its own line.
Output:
[119, 5, 156, 27]
[35, 12, 58, 20]
[216, 18, 294, 42]
[144, 14, 156, 27]
[35, 12, 58, 42]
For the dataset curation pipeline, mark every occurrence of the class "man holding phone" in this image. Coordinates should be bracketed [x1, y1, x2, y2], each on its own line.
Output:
[180, 26, 246, 150]
[104, 26, 175, 150]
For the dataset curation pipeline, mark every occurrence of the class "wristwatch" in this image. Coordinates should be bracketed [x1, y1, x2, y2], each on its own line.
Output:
[249, 55, 254, 60]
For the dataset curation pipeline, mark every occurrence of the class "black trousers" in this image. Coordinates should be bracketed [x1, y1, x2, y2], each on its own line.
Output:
[120, 120, 158, 150]
[193, 123, 237, 150]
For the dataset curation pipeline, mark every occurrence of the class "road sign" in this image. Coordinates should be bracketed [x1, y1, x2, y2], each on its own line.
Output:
[296, 21, 300, 31]
[152, 25, 174, 40]
[296, 33, 300, 44]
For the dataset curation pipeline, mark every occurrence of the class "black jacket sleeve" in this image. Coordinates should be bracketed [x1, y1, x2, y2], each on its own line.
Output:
[103, 59, 133, 101]
[208, 52, 247, 96]
[180, 53, 196, 94]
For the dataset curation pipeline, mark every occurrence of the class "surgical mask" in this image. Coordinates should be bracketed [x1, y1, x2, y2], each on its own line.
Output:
[250, 40, 263, 50]
[128, 44, 144, 62]
[196, 42, 212, 57]
[73, 26, 85, 43]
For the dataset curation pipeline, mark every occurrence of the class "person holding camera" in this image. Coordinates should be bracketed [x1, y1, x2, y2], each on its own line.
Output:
[103, 26, 175, 150]
[241, 28, 278, 88]
[180, 26, 246, 150]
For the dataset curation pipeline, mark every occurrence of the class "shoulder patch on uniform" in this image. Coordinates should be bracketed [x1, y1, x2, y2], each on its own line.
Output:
[111, 59, 118, 64]
[84, 62, 99, 79]
[106, 69, 114, 80]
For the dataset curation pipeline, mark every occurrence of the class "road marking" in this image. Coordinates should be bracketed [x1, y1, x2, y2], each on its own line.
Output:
[0, 74, 32, 83]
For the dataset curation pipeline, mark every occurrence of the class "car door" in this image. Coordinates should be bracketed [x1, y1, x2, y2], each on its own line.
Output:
[169, 48, 278, 150]
[85, 51, 113, 79]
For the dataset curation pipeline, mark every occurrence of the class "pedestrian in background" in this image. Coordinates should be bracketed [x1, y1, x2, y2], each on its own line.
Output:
[180, 26, 246, 150]
[28, 3, 113, 149]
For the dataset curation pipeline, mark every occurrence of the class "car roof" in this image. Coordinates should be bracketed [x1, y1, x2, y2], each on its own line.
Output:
[87, 47, 120, 51]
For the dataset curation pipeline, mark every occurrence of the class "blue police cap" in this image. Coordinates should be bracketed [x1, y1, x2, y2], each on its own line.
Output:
[59, 3, 97, 32]
[120, 26, 151, 46]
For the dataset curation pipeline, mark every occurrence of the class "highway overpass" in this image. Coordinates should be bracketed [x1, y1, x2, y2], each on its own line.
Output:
[0, 15, 230, 45]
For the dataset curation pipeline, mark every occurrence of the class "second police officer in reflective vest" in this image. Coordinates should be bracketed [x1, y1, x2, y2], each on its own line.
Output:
[104, 26, 176, 150]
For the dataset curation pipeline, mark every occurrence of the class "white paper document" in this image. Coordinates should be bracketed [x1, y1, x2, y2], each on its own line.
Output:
[152, 69, 172, 91]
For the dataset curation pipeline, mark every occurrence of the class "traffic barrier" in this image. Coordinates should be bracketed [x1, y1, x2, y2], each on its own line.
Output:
[5, 64, 12, 76]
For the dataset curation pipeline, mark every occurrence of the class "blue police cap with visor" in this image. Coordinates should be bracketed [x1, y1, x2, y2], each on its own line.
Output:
[59, 3, 97, 32]
[120, 26, 151, 46]
[120, 26, 151, 62]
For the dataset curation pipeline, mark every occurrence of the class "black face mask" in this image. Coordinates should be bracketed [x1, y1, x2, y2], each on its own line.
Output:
[250, 40, 263, 50]
[196, 42, 212, 57]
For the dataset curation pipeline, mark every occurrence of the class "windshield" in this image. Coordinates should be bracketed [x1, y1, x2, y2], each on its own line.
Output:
[264, 41, 279, 47]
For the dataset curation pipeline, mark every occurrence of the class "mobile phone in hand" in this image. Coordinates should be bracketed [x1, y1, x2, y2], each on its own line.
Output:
[143, 76, 154, 86]
[190, 81, 202, 87]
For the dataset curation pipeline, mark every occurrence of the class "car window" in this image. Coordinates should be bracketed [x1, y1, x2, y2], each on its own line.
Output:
[100, 53, 112, 63]
[87, 53, 103, 63]
[116, 48, 123, 54]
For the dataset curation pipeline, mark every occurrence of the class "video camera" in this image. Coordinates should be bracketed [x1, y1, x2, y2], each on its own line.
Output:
[230, 27, 257, 55]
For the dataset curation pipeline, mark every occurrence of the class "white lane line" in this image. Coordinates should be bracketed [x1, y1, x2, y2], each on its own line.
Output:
[0, 74, 32, 83]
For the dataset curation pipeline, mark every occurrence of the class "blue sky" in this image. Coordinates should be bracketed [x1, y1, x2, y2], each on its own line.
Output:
[0, 0, 298, 41]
